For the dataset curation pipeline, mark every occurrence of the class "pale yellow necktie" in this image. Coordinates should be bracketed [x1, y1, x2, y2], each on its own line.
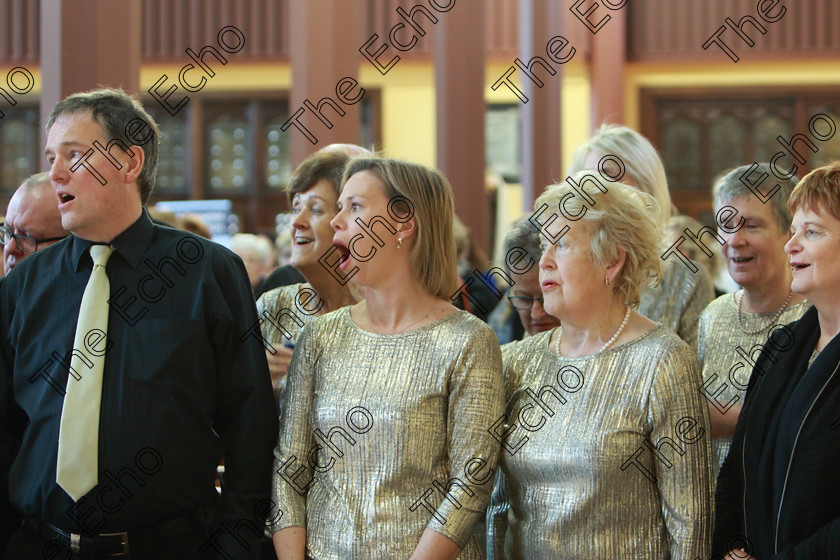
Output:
[56, 244, 113, 501]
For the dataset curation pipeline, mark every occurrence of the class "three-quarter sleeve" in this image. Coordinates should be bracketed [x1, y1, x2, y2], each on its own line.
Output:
[424, 326, 504, 547]
[647, 340, 714, 560]
[271, 323, 316, 533]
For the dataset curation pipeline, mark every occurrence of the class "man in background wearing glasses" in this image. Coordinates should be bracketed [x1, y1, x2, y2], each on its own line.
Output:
[2, 172, 68, 276]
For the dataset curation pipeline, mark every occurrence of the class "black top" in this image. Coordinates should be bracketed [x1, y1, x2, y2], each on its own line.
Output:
[255, 264, 306, 299]
[0, 209, 278, 559]
[714, 305, 840, 559]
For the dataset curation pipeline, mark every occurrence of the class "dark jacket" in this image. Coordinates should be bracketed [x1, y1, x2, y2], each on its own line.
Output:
[713, 305, 840, 559]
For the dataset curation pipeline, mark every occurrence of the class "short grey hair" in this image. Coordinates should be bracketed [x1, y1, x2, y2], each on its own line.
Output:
[230, 234, 273, 266]
[501, 217, 541, 277]
[20, 171, 51, 190]
[714, 163, 797, 234]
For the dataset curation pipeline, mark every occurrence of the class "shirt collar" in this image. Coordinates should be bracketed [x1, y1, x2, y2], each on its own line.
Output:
[70, 208, 155, 271]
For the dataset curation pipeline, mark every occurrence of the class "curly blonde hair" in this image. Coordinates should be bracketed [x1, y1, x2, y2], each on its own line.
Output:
[534, 172, 663, 306]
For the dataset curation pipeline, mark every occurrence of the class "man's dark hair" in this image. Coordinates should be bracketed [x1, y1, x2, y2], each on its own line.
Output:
[46, 88, 160, 204]
[286, 151, 351, 203]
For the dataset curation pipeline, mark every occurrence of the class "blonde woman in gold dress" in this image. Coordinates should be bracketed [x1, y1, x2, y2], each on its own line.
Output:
[569, 124, 715, 349]
[271, 157, 503, 560]
[698, 163, 808, 479]
[489, 174, 713, 559]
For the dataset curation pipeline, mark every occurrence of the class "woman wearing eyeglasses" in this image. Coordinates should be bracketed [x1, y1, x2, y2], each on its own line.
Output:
[488, 217, 561, 350]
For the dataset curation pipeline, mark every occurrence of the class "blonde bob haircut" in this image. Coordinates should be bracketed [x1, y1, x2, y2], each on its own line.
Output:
[534, 172, 663, 307]
[569, 124, 673, 225]
[789, 160, 840, 222]
[342, 157, 459, 299]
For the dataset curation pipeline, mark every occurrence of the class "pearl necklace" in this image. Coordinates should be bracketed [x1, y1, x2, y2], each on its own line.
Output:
[553, 306, 631, 357]
[736, 289, 793, 335]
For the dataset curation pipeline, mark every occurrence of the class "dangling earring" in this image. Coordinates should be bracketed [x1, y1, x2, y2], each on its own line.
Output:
[397, 236, 403, 249]
[605, 274, 611, 287]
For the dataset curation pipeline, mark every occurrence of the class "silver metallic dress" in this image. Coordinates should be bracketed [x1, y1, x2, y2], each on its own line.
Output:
[271, 307, 504, 559]
[697, 293, 810, 477]
[488, 324, 713, 559]
[256, 282, 318, 348]
[638, 260, 715, 350]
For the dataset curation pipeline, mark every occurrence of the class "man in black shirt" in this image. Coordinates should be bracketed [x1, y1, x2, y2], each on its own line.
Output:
[0, 89, 278, 559]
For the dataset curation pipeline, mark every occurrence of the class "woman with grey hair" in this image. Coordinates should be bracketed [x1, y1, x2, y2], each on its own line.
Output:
[714, 162, 840, 560]
[697, 163, 808, 479]
[569, 124, 715, 349]
[489, 173, 712, 559]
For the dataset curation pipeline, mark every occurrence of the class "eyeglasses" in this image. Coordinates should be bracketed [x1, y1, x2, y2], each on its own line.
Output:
[507, 290, 545, 310]
[0, 223, 68, 254]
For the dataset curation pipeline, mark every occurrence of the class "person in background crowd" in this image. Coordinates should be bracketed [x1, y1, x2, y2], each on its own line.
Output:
[489, 174, 712, 559]
[255, 228, 279, 267]
[274, 227, 294, 267]
[714, 162, 840, 560]
[452, 215, 498, 322]
[2, 172, 69, 276]
[254, 226, 306, 299]
[665, 214, 718, 293]
[488, 217, 560, 347]
[0, 88, 277, 560]
[252, 228, 287, 298]
[697, 163, 808, 480]
[179, 213, 211, 239]
[147, 206, 179, 227]
[271, 157, 502, 559]
[230, 233, 274, 293]
[569, 124, 715, 349]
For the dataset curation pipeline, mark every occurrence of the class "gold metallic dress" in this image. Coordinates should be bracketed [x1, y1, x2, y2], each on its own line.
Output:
[638, 260, 715, 350]
[488, 324, 713, 560]
[697, 293, 810, 477]
[271, 307, 504, 559]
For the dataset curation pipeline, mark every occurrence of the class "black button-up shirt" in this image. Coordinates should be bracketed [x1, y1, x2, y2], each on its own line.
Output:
[0, 210, 278, 559]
